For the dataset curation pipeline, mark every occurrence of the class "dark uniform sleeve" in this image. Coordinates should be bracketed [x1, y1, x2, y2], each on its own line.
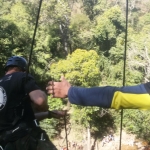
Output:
[68, 83, 150, 109]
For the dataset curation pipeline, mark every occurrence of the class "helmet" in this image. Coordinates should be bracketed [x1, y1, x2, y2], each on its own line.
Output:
[4, 56, 28, 71]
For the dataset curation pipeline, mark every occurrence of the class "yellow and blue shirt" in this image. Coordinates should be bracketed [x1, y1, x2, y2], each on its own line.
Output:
[68, 83, 150, 109]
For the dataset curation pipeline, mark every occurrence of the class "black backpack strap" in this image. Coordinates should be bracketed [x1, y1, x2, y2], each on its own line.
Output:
[11, 94, 31, 127]
[12, 101, 25, 126]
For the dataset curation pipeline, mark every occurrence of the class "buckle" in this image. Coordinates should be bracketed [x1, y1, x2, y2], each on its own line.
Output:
[40, 133, 45, 141]
[33, 119, 39, 127]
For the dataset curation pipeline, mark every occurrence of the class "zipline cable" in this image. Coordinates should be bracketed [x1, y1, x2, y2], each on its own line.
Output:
[26, 0, 43, 75]
[119, 0, 129, 150]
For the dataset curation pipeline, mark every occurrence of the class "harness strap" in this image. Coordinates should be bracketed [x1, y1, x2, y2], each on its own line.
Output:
[0, 120, 40, 144]
[0, 146, 3, 150]
[12, 99, 25, 127]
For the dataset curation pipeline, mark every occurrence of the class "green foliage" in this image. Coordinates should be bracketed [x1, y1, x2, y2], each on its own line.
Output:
[50, 49, 100, 87]
[2, 2, 32, 33]
[94, 6, 125, 56]
[40, 0, 71, 56]
[40, 97, 66, 138]
[71, 106, 99, 127]
[70, 13, 94, 50]
[0, 2, 33, 70]
[123, 110, 150, 141]
[82, 0, 96, 20]
[0, 18, 24, 75]
[1, 0, 150, 143]
[93, 0, 111, 16]
[137, 13, 150, 31]
[111, 109, 150, 141]
[109, 34, 125, 64]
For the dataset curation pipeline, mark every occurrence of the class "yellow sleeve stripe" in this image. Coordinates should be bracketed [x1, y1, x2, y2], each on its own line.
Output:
[111, 91, 150, 110]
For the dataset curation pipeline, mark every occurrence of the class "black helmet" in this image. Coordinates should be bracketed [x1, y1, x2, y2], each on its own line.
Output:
[4, 56, 28, 71]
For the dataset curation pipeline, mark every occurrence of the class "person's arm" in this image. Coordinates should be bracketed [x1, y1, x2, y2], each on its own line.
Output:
[34, 111, 49, 121]
[46, 76, 112, 107]
[68, 86, 114, 108]
[35, 110, 66, 121]
[46, 76, 150, 110]
[23, 73, 49, 112]
[68, 84, 150, 109]
[29, 90, 49, 112]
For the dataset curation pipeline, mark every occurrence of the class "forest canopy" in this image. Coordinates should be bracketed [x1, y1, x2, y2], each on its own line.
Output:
[1, 0, 150, 147]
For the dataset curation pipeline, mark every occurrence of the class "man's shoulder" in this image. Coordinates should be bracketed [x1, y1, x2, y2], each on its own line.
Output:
[12, 72, 34, 79]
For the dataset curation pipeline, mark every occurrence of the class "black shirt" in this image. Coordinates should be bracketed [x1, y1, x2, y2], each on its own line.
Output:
[0, 72, 40, 132]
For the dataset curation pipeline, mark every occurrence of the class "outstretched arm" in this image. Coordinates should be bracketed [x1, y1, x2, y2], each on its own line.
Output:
[46, 76, 113, 107]
[35, 110, 66, 121]
[46, 76, 150, 109]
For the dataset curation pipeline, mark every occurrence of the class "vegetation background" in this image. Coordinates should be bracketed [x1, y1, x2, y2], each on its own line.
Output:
[1, 0, 150, 149]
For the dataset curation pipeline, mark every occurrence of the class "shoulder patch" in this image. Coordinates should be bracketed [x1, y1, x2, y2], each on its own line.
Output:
[0, 86, 7, 110]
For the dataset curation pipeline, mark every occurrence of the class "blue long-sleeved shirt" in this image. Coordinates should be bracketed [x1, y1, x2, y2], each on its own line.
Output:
[68, 83, 150, 109]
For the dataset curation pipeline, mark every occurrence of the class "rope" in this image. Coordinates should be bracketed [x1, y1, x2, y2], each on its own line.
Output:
[64, 115, 69, 150]
[119, 0, 129, 150]
[26, 0, 43, 76]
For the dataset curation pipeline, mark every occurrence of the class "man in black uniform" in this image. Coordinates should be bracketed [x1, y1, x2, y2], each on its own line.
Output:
[0, 56, 58, 150]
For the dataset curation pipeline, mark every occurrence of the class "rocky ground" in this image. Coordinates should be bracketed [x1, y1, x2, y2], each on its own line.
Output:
[52, 130, 150, 150]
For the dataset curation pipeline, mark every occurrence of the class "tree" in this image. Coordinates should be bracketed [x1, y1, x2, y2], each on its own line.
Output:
[49, 49, 100, 86]
[94, 6, 125, 57]
[0, 18, 22, 76]
[69, 13, 94, 51]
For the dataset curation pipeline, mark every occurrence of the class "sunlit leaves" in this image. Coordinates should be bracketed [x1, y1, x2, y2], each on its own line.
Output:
[50, 49, 100, 87]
